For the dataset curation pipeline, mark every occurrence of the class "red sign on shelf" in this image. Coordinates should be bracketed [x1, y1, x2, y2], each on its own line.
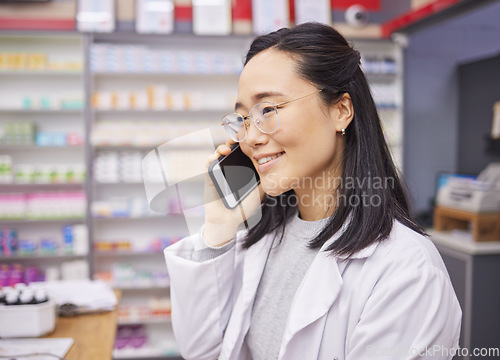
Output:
[331, 0, 380, 11]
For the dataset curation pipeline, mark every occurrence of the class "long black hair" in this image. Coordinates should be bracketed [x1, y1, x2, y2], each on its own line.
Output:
[241, 22, 425, 258]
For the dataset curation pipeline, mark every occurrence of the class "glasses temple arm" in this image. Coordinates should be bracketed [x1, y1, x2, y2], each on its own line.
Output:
[275, 88, 323, 108]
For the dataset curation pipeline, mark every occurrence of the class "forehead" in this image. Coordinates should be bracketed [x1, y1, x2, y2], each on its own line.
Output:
[237, 49, 307, 103]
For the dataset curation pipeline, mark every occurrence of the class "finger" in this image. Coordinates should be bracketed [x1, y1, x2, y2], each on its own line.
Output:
[225, 138, 236, 148]
[206, 152, 220, 168]
[216, 144, 232, 155]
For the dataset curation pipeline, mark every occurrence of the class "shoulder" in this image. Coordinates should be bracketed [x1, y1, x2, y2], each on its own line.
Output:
[366, 221, 449, 276]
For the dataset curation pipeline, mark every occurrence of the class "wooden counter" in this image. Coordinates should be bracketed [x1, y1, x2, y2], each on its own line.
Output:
[44, 291, 121, 360]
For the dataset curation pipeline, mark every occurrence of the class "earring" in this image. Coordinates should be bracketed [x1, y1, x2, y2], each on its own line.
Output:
[341, 128, 346, 136]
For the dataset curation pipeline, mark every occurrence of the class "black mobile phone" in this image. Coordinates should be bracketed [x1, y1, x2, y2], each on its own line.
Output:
[208, 144, 260, 209]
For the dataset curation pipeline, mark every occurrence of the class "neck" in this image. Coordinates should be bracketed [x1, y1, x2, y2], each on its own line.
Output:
[295, 139, 344, 221]
[294, 185, 336, 221]
[293, 167, 344, 221]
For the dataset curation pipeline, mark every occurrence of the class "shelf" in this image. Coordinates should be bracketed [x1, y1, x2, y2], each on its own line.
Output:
[0, 218, 84, 225]
[377, 106, 400, 112]
[112, 284, 169, 290]
[93, 144, 219, 151]
[365, 72, 399, 81]
[0, 145, 84, 150]
[0, 183, 84, 191]
[0, 253, 86, 261]
[94, 182, 146, 186]
[92, 216, 167, 221]
[95, 250, 164, 257]
[92, 214, 197, 221]
[93, 145, 156, 151]
[93, 31, 252, 42]
[117, 316, 171, 325]
[0, 71, 82, 76]
[429, 229, 500, 255]
[93, 71, 239, 77]
[113, 353, 181, 360]
[93, 180, 202, 186]
[92, 109, 228, 115]
[0, 109, 83, 114]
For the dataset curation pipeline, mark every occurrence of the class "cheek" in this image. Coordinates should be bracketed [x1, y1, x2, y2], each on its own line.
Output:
[240, 143, 252, 158]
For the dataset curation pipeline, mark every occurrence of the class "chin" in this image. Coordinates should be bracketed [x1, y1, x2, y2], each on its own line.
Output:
[260, 178, 288, 197]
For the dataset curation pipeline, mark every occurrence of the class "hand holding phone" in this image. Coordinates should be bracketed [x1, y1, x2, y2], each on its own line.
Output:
[203, 143, 263, 247]
[208, 144, 260, 209]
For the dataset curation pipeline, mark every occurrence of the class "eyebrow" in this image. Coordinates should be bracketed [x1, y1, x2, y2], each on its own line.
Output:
[234, 91, 285, 111]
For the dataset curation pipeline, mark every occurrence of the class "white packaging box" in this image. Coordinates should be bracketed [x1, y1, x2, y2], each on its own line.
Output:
[294, 0, 330, 25]
[152, 85, 168, 110]
[193, 0, 232, 35]
[136, 0, 174, 34]
[252, 0, 289, 35]
[0, 300, 56, 338]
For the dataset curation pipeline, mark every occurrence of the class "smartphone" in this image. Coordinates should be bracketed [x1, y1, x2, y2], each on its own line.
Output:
[208, 144, 260, 209]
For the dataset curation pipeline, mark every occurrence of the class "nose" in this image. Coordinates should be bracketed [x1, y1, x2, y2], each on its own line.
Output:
[243, 117, 268, 148]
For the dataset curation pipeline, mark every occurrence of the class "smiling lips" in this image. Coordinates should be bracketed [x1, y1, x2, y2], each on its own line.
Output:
[256, 151, 285, 165]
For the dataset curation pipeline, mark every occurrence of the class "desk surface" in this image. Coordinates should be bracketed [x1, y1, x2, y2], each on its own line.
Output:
[430, 229, 500, 255]
[44, 291, 120, 360]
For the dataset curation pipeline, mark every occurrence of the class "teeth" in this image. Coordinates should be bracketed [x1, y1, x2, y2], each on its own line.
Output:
[258, 152, 284, 165]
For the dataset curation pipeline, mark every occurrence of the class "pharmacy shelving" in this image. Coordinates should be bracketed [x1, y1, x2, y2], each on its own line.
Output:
[352, 39, 404, 169]
[95, 250, 164, 257]
[0, 254, 86, 261]
[93, 72, 240, 78]
[0, 183, 84, 190]
[0, 145, 83, 149]
[92, 216, 168, 220]
[86, 32, 252, 359]
[0, 218, 84, 224]
[93, 109, 228, 114]
[0, 109, 83, 114]
[118, 317, 171, 326]
[114, 354, 182, 360]
[113, 284, 170, 291]
[0, 70, 81, 75]
[0, 32, 88, 289]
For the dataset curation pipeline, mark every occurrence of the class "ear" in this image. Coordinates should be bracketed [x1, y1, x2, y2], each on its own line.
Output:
[330, 93, 354, 134]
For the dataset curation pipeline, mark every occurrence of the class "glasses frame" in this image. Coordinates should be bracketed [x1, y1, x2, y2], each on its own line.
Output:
[221, 88, 323, 142]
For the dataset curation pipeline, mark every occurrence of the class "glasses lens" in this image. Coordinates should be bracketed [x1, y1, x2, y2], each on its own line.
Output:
[250, 102, 280, 134]
[223, 113, 246, 142]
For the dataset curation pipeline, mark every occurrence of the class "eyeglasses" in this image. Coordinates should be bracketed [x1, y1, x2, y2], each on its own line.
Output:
[221, 89, 323, 142]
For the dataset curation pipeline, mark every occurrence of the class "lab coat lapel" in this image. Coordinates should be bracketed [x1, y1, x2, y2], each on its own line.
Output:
[242, 234, 275, 308]
[224, 234, 275, 359]
[279, 240, 379, 359]
[280, 250, 344, 353]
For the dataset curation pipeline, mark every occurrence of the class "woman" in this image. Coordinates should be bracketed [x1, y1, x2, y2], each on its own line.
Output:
[164, 22, 461, 360]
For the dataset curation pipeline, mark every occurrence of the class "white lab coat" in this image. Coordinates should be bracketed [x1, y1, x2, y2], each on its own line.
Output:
[164, 221, 461, 360]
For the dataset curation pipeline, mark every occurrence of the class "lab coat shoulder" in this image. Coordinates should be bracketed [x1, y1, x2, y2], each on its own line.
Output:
[343, 221, 462, 359]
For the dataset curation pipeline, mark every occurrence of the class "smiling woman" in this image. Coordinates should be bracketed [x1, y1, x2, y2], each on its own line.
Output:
[164, 22, 461, 360]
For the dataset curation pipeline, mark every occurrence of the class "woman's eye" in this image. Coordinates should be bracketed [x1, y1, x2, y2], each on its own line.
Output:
[261, 106, 274, 116]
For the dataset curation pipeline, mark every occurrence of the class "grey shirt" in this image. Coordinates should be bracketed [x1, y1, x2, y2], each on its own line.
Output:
[244, 214, 329, 360]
